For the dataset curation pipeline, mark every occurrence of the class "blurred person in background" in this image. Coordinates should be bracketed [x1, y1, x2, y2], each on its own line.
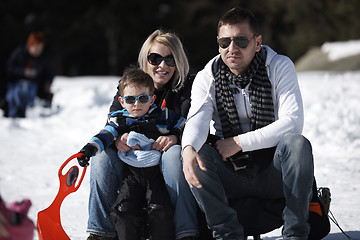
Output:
[5, 31, 55, 118]
[0, 195, 34, 240]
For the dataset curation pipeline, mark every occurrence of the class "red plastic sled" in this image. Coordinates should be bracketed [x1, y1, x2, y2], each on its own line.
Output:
[37, 153, 87, 240]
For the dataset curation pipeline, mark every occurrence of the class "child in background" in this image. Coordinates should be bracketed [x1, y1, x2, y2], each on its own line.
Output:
[77, 67, 185, 240]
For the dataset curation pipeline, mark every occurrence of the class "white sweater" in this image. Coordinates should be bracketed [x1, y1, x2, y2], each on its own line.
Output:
[182, 45, 304, 152]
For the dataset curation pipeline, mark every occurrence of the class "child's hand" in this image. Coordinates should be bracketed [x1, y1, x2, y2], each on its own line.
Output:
[130, 144, 141, 150]
[77, 154, 90, 167]
[115, 133, 131, 152]
[78, 144, 97, 167]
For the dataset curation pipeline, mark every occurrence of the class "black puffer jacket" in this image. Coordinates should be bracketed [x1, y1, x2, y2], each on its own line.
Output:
[6, 45, 55, 85]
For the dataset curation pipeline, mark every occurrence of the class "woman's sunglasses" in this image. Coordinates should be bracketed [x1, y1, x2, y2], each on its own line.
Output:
[218, 35, 256, 49]
[121, 94, 152, 104]
[147, 53, 175, 67]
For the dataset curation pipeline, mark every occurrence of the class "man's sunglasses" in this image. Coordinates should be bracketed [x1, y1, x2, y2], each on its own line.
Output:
[147, 53, 175, 67]
[121, 94, 152, 104]
[218, 35, 256, 49]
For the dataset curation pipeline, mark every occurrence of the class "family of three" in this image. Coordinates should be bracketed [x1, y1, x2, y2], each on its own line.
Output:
[77, 7, 329, 240]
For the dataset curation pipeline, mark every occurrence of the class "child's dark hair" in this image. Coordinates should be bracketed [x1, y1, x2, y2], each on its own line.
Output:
[118, 67, 155, 96]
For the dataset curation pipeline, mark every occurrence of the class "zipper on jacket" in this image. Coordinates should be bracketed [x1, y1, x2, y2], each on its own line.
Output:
[241, 88, 251, 119]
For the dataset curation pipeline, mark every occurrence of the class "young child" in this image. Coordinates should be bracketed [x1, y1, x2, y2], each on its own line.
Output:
[77, 67, 185, 240]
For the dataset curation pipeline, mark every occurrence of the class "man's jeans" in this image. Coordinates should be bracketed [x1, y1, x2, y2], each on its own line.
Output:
[192, 134, 314, 240]
[87, 145, 199, 239]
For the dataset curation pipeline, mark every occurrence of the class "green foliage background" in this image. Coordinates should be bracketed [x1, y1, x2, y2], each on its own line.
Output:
[1, 0, 359, 77]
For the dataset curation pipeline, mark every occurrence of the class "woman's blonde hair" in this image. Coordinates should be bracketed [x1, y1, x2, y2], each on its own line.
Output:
[138, 29, 189, 92]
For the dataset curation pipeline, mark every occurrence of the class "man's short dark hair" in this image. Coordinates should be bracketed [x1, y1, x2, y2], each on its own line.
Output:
[217, 7, 260, 35]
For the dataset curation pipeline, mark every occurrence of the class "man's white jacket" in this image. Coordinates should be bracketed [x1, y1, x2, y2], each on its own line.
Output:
[182, 45, 304, 152]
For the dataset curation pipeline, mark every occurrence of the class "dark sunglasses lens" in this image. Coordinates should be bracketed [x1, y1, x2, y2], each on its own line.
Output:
[138, 95, 150, 103]
[234, 37, 249, 48]
[148, 53, 175, 67]
[125, 96, 136, 104]
[164, 55, 175, 67]
[147, 53, 162, 65]
[218, 38, 231, 48]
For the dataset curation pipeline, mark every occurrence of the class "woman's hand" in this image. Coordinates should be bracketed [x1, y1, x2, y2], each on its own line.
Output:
[115, 133, 131, 152]
[152, 135, 177, 152]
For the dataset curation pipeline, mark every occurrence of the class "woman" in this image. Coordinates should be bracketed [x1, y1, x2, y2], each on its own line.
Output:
[86, 30, 199, 240]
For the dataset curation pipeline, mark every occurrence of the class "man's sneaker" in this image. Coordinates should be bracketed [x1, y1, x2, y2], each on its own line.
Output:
[86, 234, 117, 240]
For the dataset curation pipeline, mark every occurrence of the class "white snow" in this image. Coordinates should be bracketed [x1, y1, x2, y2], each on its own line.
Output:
[321, 39, 360, 61]
[1, 44, 360, 239]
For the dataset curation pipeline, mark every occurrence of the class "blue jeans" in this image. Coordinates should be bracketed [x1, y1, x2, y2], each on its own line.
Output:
[87, 145, 199, 239]
[192, 134, 314, 240]
[160, 145, 199, 239]
[87, 147, 122, 238]
[6, 80, 37, 118]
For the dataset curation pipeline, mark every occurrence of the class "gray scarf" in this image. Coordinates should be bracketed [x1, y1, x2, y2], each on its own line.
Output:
[215, 50, 275, 138]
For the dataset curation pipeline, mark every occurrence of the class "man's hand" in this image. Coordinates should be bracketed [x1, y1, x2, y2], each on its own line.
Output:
[152, 135, 177, 152]
[182, 146, 206, 188]
[115, 133, 131, 152]
[215, 136, 242, 161]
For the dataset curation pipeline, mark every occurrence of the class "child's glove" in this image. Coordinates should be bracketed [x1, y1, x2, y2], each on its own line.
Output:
[77, 144, 97, 167]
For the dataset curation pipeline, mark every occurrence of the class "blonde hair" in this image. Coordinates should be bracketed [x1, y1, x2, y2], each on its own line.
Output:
[138, 29, 189, 92]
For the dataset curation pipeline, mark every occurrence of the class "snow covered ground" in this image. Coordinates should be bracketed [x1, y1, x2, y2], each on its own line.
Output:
[1, 43, 360, 239]
[321, 39, 360, 61]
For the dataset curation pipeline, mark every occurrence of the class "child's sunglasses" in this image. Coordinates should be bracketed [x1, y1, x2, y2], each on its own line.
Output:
[218, 35, 256, 49]
[121, 94, 152, 104]
[147, 53, 176, 67]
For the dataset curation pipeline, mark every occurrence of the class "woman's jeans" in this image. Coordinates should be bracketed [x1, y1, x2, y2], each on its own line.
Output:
[87, 145, 199, 239]
[191, 134, 314, 240]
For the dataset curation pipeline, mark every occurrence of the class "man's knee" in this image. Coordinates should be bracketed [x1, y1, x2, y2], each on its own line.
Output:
[198, 144, 221, 165]
[276, 133, 314, 173]
[280, 133, 311, 151]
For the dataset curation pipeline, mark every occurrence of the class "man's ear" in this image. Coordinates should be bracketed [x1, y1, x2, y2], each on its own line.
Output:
[149, 95, 156, 105]
[255, 34, 262, 52]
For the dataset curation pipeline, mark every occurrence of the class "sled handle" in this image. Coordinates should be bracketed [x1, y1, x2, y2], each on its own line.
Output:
[37, 153, 87, 240]
[58, 153, 87, 193]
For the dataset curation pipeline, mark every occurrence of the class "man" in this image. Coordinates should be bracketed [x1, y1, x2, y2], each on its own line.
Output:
[182, 7, 314, 240]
